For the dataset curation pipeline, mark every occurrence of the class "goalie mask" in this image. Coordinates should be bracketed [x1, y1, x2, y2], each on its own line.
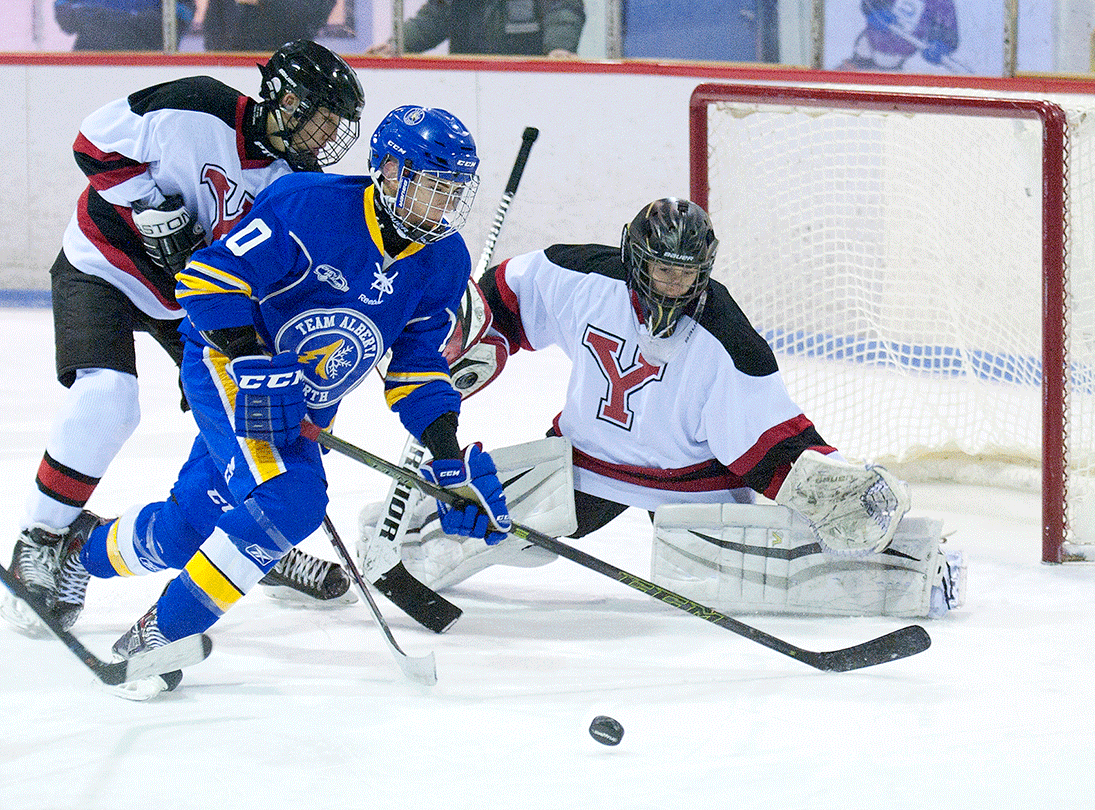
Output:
[259, 40, 365, 171]
[622, 198, 718, 338]
[369, 106, 480, 244]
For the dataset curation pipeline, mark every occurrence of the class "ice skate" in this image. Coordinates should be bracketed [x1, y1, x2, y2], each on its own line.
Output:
[929, 549, 967, 618]
[53, 510, 110, 630]
[0, 524, 67, 637]
[259, 547, 356, 605]
[108, 605, 184, 701]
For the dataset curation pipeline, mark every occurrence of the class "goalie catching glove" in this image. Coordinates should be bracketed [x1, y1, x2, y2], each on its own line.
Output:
[421, 444, 511, 544]
[131, 194, 207, 275]
[227, 353, 307, 447]
[775, 449, 911, 555]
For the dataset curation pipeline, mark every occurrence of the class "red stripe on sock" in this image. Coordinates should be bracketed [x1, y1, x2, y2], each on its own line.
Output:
[35, 453, 99, 508]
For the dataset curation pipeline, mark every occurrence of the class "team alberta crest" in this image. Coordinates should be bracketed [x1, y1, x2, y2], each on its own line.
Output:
[276, 308, 384, 408]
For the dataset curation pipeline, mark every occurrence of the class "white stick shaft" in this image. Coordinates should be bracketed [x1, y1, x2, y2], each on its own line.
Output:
[324, 516, 437, 686]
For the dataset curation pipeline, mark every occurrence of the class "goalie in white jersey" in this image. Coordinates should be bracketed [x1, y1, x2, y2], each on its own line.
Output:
[370, 198, 965, 619]
[2, 41, 366, 638]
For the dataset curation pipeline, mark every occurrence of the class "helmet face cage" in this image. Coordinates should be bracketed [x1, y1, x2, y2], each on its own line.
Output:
[622, 198, 718, 338]
[369, 106, 480, 243]
[261, 40, 365, 170]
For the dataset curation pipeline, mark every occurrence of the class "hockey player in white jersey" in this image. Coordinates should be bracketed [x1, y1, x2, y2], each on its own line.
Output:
[368, 198, 965, 618]
[2, 41, 366, 638]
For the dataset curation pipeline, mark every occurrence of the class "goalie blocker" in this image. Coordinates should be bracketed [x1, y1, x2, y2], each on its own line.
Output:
[651, 502, 965, 619]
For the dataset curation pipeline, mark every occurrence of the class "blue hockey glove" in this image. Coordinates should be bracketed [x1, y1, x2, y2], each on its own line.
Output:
[421, 444, 511, 544]
[227, 353, 307, 447]
[921, 39, 948, 64]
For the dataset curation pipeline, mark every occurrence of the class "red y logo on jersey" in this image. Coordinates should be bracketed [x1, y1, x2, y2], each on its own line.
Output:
[582, 326, 665, 429]
[202, 164, 255, 240]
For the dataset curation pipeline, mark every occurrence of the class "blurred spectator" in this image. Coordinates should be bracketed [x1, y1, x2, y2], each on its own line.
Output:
[839, 0, 960, 72]
[367, 0, 585, 57]
[203, 0, 336, 51]
[54, 0, 196, 50]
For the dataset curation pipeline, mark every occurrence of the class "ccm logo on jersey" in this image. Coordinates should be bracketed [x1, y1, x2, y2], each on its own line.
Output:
[237, 369, 304, 389]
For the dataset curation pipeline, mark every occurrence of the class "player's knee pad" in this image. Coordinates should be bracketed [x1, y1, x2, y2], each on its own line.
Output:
[168, 441, 235, 536]
[221, 468, 327, 558]
[89, 499, 209, 577]
[651, 502, 963, 618]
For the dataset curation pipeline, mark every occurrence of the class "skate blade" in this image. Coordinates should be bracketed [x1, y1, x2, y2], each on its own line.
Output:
[0, 591, 52, 638]
[102, 670, 183, 702]
[260, 584, 358, 607]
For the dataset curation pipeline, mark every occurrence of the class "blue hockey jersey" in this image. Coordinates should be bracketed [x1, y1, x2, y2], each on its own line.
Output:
[177, 172, 468, 437]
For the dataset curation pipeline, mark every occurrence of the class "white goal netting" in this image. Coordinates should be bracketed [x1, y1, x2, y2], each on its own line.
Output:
[694, 85, 1095, 560]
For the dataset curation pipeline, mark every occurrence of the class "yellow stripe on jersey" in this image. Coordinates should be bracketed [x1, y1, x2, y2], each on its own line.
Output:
[362, 185, 426, 261]
[104, 520, 137, 577]
[183, 550, 245, 614]
[383, 370, 453, 408]
[176, 260, 254, 300]
[204, 347, 289, 483]
[242, 434, 287, 482]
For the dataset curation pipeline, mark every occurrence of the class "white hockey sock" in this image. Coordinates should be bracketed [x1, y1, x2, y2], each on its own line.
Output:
[24, 369, 140, 529]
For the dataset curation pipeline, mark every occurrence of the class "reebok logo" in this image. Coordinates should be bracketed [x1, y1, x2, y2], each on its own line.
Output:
[245, 544, 277, 565]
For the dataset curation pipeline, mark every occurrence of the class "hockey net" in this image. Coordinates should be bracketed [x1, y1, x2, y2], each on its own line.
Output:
[690, 83, 1095, 563]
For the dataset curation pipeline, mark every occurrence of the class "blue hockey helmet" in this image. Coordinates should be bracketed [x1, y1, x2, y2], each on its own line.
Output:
[369, 106, 480, 243]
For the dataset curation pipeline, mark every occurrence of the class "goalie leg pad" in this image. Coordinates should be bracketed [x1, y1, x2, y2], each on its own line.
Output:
[362, 437, 576, 590]
[650, 502, 961, 618]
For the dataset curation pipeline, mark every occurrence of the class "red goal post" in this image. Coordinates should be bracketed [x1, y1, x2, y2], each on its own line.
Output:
[689, 83, 1094, 563]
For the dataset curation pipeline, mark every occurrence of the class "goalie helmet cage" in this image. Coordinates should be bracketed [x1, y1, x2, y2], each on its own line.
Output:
[689, 83, 1095, 564]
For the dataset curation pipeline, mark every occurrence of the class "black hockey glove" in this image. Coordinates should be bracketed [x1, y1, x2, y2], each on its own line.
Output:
[131, 194, 207, 275]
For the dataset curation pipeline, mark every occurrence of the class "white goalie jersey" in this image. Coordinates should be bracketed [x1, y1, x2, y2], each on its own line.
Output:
[478, 244, 837, 512]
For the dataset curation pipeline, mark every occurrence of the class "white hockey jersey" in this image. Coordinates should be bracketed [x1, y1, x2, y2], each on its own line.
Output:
[62, 76, 294, 320]
[480, 244, 835, 511]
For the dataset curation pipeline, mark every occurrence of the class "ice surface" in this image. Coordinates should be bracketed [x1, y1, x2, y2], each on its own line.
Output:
[0, 307, 1090, 810]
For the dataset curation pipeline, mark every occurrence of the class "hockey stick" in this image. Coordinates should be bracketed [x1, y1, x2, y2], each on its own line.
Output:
[362, 126, 541, 632]
[884, 21, 973, 74]
[362, 436, 462, 634]
[303, 423, 932, 672]
[322, 516, 437, 686]
[474, 125, 539, 278]
[0, 561, 212, 686]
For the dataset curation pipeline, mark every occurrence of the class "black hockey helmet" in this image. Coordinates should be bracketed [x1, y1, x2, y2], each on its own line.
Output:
[621, 198, 718, 337]
[259, 40, 365, 170]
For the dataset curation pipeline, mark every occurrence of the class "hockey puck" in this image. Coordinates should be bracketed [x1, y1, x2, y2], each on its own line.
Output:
[588, 715, 624, 746]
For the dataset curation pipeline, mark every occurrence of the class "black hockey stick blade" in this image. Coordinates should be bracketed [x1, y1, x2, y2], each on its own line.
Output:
[363, 434, 463, 633]
[300, 422, 932, 673]
[372, 561, 462, 634]
[0, 561, 212, 685]
[801, 625, 931, 672]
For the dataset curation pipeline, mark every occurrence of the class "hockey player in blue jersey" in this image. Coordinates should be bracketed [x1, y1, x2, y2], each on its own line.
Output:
[48, 105, 511, 699]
